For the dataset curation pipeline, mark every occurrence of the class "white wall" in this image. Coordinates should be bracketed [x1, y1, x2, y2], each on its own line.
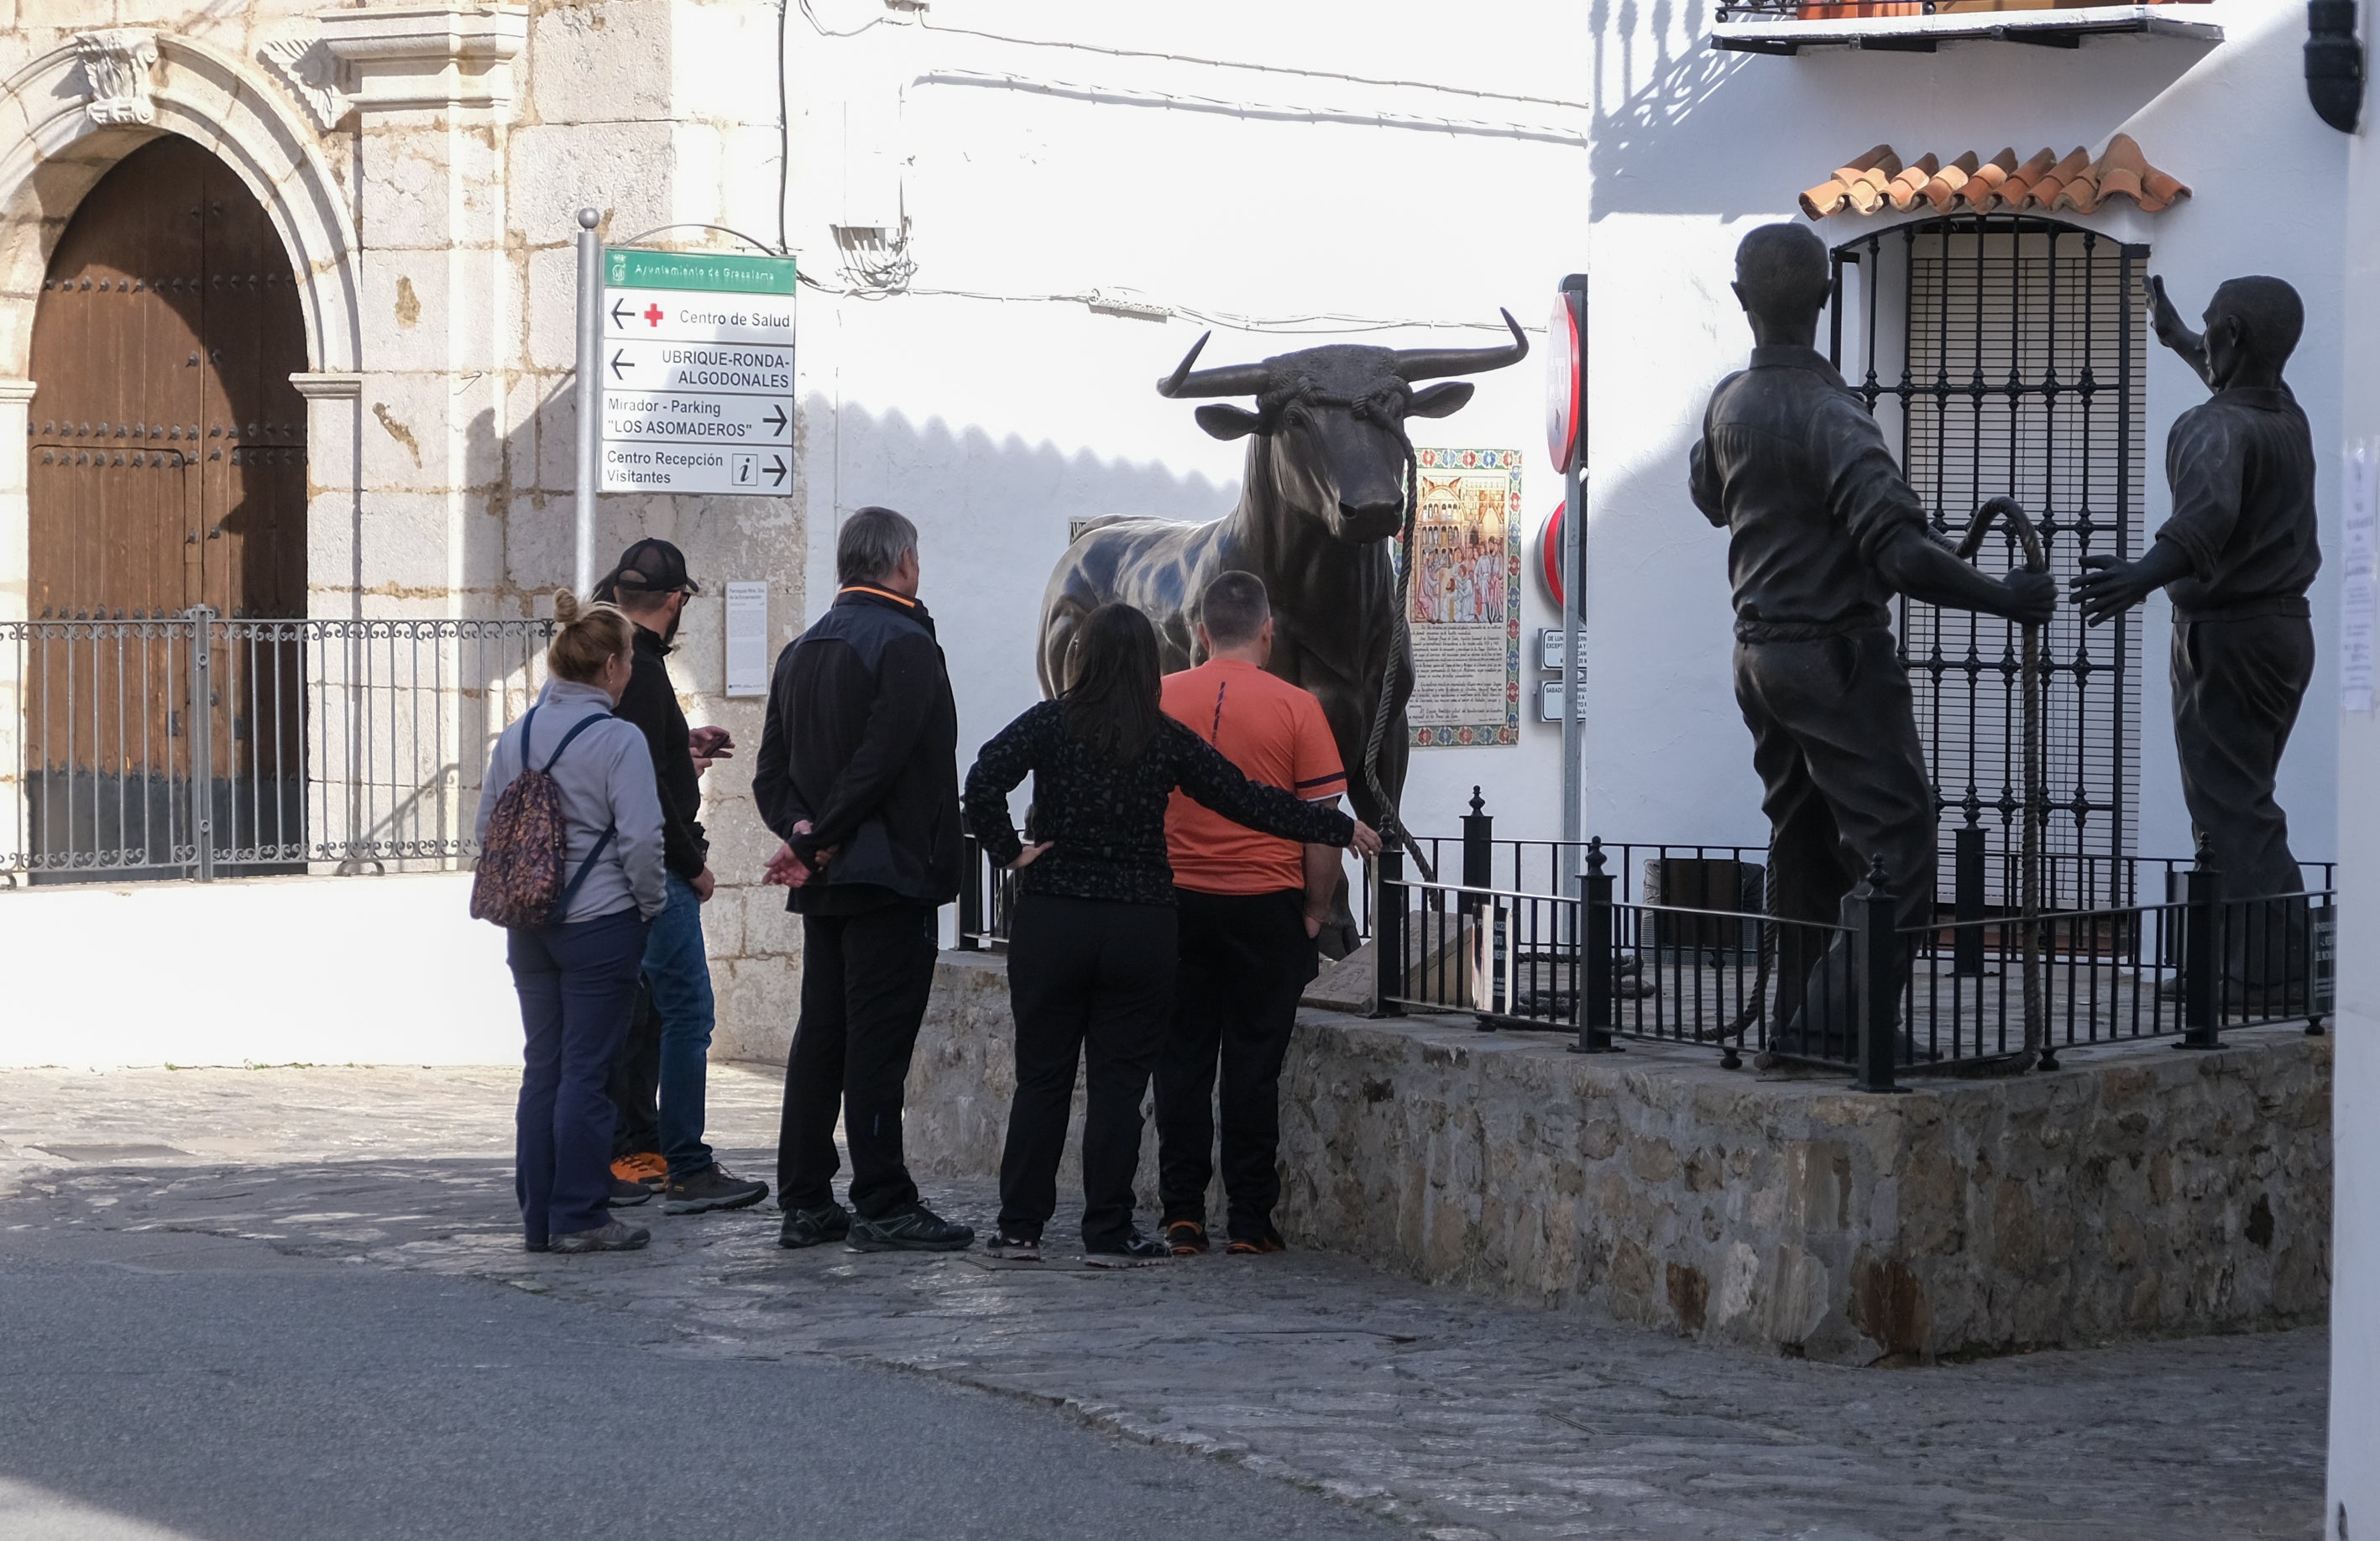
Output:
[2, 875, 520, 1068]
[777, 1, 2347, 867]
[1578, 0, 2346, 861]
[783, 0, 1595, 846]
[2328, 15, 2379, 1532]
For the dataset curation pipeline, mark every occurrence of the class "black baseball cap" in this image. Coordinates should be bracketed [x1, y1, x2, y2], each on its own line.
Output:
[595, 537, 700, 602]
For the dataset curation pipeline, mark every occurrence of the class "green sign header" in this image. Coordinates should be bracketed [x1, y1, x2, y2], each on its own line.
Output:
[604, 248, 799, 296]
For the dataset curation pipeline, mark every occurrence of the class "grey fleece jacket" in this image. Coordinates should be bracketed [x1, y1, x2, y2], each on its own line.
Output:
[476, 679, 669, 924]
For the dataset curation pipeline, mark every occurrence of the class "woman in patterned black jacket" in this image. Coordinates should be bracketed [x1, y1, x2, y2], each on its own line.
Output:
[963, 603, 1380, 1265]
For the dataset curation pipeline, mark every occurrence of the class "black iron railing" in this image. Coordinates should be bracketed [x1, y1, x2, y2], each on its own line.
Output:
[1374, 839, 2333, 1087]
[4, 613, 554, 883]
[954, 784, 2334, 1084]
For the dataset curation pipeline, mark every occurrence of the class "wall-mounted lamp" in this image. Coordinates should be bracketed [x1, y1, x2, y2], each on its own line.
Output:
[2308, 0, 2366, 134]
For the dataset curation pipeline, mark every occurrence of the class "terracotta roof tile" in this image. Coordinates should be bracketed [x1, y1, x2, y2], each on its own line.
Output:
[1799, 134, 2189, 220]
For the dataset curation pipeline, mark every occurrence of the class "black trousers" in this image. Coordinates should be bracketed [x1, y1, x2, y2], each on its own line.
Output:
[2173, 614, 2315, 987]
[605, 981, 661, 1161]
[777, 903, 938, 1220]
[1734, 629, 1937, 1054]
[1154, 888, 1316, 1238]
[998, 895, 1177, 1246]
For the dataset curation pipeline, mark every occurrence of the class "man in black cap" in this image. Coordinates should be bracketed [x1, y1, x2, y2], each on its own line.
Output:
[1690, 223, 2056, 1048]
[597, 537, 768, 1215]
[2073, 275, 2321, 996]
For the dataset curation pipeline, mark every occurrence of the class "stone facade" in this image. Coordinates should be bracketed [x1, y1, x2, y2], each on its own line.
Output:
[0, 0, 801, 1026]
[891, 953, 2332, 1366]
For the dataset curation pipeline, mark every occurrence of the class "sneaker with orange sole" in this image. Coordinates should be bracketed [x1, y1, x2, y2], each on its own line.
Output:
[611, 1152, 667, 1191]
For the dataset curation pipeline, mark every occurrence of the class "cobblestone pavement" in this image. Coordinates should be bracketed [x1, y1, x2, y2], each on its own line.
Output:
[0, 1066, 2326, 1541]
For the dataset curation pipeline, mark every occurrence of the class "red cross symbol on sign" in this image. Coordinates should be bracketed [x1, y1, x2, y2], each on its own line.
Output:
[642, 304, 664, 327]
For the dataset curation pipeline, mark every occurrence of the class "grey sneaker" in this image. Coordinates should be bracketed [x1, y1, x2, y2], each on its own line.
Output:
[778, 1202, 852, 1250]
[549, 1219, 651, 1254]
[983, 1230, 1042, 1262]
[847, 1204, 976, 1252]
[662, 1162, 769, 1215]
[609, 1178, 653, 1207]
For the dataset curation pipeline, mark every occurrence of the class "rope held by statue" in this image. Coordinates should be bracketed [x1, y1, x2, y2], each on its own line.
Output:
[1955, 495, 2048, 1063]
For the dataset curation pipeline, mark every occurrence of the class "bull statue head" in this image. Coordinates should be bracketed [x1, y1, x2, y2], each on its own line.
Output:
[1154, 312, 1530, 546]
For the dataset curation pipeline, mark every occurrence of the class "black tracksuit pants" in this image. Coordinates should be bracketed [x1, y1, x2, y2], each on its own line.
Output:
[997, 895, 1177, 1246]
[1154, 887, 1316, 1240]
[777, 903, 938, 1220]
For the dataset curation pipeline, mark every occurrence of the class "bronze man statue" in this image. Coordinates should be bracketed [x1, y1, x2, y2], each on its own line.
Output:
[1690, 224, 2056, 1049]
[2071, 275, 2320, 994]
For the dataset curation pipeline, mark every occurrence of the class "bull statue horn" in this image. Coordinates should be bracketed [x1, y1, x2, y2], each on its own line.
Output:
[1154, 332, 1274, 400]
[1389, 309, 1530, 382]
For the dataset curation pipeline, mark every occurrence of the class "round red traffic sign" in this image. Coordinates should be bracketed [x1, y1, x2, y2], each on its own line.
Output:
[1535, 499, 1569, 609]
[1546, 292, 1580, 473]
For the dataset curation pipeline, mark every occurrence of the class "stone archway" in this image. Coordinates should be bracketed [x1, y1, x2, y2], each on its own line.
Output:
[0, 30, 362, 380]
[0, 30, 362, 879]
[0, 30, 365, 616]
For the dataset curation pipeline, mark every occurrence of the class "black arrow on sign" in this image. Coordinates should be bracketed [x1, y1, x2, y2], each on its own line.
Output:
[609, 298, 631, 328]
[766, 455, 787, 488]
[609, 348, 633, 381]
[763, 405, 787, 437]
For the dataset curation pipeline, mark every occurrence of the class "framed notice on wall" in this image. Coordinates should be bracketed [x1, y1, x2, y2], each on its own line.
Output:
[1402, 447, 1522, 748]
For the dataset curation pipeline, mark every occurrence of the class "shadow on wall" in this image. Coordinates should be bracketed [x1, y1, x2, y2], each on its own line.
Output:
[808, 392, 1240, 762]
[1584, 0, 2214, 220]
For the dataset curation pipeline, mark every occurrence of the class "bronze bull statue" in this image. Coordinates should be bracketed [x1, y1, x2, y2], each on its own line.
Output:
[1036, 316, 1528, 949]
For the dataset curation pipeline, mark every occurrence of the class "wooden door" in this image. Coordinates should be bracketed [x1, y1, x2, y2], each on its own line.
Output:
[25, 135, 308, 874]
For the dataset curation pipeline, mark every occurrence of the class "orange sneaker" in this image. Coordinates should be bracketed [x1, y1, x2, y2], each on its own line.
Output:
[611, 1152, 667, 1190]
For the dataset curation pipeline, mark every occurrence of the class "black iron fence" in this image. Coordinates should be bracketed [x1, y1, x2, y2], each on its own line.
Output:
[1375, 839, 2331, 1088]
[958, 786, 2333, 1088]
[3, 612, 552, 883]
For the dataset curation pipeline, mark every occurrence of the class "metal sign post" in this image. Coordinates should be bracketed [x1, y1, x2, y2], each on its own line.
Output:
[1555, 274, 1589, 852]
[573, 208, 601, 596]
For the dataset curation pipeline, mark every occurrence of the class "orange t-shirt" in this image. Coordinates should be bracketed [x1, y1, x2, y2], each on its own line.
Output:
[1160, 658, 1347, 896]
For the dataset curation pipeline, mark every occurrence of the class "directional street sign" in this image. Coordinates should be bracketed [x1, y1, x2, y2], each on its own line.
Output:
[598, 248, 798, 495]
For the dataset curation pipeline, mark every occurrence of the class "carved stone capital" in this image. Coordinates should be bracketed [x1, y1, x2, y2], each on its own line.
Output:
[259, 27, 353, 134]
[316, 4, 529, 118]
[71, 29, 161, 128]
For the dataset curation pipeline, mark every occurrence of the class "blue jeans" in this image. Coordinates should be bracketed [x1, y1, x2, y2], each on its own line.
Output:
[510, 906, 650, 1246]
[645, 875, 719, 1180]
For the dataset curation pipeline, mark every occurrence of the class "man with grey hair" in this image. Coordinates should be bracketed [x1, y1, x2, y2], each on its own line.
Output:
[752, 505, 973, 1252]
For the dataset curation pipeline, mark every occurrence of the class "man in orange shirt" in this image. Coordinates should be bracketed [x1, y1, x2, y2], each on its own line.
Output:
[1155, 571, 1347, 1256]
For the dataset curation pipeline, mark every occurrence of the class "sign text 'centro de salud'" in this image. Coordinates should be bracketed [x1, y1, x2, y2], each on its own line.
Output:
[599, 248, 798, 496]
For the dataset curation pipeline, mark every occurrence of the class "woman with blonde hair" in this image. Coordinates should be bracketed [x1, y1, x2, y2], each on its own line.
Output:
[478, 591, 669, 1253]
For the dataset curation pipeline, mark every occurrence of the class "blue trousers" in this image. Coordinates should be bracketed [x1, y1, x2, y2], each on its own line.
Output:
[644, 875, 719, 1181]
[510, 906, 649, 1246]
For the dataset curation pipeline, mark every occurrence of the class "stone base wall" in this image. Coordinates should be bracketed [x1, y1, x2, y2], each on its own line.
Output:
[887, 953, 2332, 1366]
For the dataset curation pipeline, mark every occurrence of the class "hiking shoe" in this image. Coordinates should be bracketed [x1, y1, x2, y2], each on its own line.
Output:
[847, 1204, 976, 1252]
[549, 1219, 651, 1254]
[778, 1202, 851, 1250]
[662, 1162, 769, 1215]
[1082, 1230, 1171, 1268]
[614, 1152, 668, 1190]
[609, 1177, 653, 1208]
[983, 1231, 1042, 1262]
[1164, 1220, 1209, 1256]
[1227, 1229, 1288, 1256]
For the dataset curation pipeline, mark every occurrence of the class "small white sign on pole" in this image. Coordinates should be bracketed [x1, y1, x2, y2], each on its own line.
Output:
[724, 580, 771, 698]
[2343, 439, 2376, 714]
